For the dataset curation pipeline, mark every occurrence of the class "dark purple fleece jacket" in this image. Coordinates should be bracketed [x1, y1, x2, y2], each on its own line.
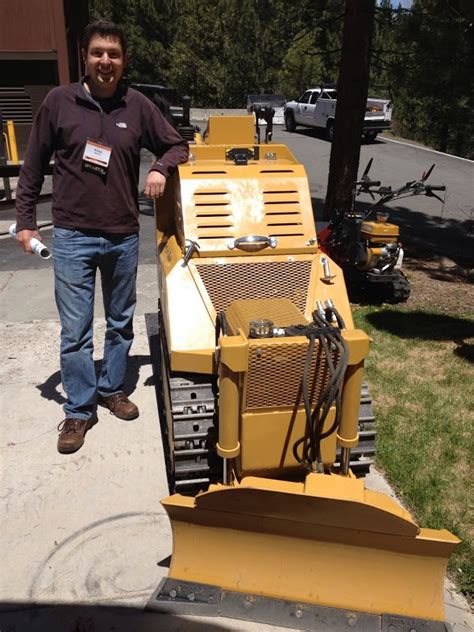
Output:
[16, 81, 189, 233]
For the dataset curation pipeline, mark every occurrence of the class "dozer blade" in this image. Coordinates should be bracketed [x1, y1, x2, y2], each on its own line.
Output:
[149, 473, 459, 631]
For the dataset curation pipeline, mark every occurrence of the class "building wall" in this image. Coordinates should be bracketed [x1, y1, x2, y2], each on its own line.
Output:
[1, 0, 63, 51]
[0, 0, 70, 84]
[0, 0, 88, 157]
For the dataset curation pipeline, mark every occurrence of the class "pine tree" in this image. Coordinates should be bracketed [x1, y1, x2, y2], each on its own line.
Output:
[324, 0, 376, 219]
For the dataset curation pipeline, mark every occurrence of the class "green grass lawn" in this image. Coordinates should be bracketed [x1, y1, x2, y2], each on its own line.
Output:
[353, 306, 474, 596]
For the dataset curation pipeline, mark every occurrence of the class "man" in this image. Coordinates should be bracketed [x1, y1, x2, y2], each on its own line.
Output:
[15, 21, 188, 454]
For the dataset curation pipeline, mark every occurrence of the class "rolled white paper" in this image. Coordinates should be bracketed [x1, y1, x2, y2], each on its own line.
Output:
[9, 223, 51, 259]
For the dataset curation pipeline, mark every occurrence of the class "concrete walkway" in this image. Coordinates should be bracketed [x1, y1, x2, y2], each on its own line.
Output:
[0, 261, 286, 630]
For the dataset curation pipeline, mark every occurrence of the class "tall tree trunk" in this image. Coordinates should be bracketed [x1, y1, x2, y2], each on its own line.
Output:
[324, 0, 375, 220]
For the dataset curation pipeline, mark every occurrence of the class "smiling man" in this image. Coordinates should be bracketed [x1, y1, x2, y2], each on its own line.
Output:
[15, 21, 189, 453]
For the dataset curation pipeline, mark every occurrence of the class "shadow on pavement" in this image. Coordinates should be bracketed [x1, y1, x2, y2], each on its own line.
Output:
[36, 355, 153, 406]
[0, 602, 231, 632]
[387, 205, 473, 266]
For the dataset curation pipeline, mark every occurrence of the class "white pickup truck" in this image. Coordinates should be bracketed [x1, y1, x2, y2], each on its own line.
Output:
[284, 87, 392, 142]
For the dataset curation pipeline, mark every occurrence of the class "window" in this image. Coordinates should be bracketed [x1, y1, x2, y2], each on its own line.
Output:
[310, 91, 320, 104]
[298, 91, 312, 104]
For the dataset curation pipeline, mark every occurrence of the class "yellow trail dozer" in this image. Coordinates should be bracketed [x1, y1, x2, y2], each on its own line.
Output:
[147, 115, 459, 630]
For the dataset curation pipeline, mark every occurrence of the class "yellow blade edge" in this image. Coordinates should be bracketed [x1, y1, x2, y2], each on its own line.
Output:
[161, 473, 459, 622]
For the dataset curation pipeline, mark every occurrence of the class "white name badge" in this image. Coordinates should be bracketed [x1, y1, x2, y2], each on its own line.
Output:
[82, 139, 112, 176]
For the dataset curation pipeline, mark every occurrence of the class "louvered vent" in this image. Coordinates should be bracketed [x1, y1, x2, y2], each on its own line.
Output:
[190, 185, 306, 242]
[263, 187, 304, 238]
[0, 87, 33, 124]
[192, 188, 235, 241]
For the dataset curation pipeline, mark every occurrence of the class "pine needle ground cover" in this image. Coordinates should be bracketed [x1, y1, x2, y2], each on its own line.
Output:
[353, 306, 474, 596]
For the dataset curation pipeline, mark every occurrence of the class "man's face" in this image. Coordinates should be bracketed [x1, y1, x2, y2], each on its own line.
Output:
[82, 34, 126, 96]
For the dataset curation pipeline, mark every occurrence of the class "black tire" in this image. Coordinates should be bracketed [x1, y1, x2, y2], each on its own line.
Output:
[285, 111, 296, 132]
[326, 120, 335, 142]
[364, 131, 378, 143]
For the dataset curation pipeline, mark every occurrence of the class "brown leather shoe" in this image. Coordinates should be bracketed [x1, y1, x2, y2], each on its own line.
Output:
[98, 392, 139, 420]
[57, 418, 96, 454]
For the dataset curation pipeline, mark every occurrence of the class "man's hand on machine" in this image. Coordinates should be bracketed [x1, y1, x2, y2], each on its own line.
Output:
[144, 171, 166, 199]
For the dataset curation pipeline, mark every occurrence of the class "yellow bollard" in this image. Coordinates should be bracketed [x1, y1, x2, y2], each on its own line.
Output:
[6, 120, 19, 164]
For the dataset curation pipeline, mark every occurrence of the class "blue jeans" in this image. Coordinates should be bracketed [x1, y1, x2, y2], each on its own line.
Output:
[53, 228, 139, 420]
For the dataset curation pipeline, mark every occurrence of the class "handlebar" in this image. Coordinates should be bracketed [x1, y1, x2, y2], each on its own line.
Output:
[350, 161, 446, 219]
[425, 185, 446, 192]
[355, 179, 381, 187]
[367, 182, 446, 201]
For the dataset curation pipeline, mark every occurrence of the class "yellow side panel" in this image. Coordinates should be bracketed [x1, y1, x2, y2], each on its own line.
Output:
[161, 260, 215, 373]
[206, 115, 255, 145]
[238, 408, 338, 474]
[309, 255, 355, 329]
[157, 234, 182, 277]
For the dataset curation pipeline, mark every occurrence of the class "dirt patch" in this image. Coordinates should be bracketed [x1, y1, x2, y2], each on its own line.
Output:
[402, 256, 474, 314]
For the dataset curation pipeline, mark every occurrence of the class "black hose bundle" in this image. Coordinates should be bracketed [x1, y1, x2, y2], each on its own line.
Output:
[290, 308, 348, 472]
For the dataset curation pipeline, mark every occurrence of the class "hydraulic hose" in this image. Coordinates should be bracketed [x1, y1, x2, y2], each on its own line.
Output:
[289, 312, 349, 472]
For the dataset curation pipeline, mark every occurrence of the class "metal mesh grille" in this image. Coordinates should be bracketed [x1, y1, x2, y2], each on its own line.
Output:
[245, 340, 336, 410]
[226, 299, 307, 335]
[194, 260, 311, 314]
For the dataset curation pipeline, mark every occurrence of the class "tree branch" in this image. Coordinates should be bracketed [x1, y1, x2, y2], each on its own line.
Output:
[372, 48, 415, 56]
[302, 48, 342, 57]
